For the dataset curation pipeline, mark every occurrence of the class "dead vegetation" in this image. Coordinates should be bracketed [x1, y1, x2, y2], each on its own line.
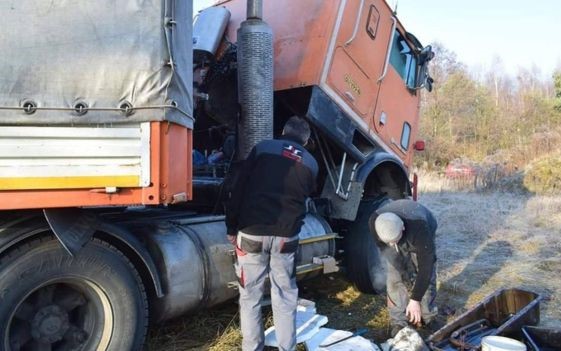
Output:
[146, 175, 561, 350]
[419, 175, 561, 325]
[524, 152, 561, 194]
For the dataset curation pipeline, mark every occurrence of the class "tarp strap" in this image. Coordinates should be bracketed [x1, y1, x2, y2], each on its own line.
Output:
[0, 105, 194, 120]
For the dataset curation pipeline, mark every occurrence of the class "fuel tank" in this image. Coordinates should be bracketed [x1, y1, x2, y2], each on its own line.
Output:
[139, 213, 334, 322]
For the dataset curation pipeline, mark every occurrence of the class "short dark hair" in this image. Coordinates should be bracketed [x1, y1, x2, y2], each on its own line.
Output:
[283, 116, 311, 145]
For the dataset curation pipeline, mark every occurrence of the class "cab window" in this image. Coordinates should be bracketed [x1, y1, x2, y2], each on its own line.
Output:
[389, 31, 417, 89]
[400, 122, 411, 150]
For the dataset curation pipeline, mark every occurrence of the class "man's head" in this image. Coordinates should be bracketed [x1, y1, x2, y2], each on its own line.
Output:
[374, 212, 404, 250]
[282, 116, 311, 146]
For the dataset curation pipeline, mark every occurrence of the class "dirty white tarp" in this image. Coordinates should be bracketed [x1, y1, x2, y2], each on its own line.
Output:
[381, 327, 429, 351]
[0, 0, 193, 128]
[265, 299, 329, 347]
[306, 328, 381, 351]
[264, 299, 383, 351]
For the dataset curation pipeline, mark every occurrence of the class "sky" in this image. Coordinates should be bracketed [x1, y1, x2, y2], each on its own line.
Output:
[193, 0, 561, 77]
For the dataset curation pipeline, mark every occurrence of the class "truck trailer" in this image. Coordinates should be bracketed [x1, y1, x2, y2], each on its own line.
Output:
[0, 0, 433, 349]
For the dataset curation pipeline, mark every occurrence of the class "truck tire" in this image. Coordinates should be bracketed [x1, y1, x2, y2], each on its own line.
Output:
[344, 196, 389, 294]
[0, 235, 148, 351]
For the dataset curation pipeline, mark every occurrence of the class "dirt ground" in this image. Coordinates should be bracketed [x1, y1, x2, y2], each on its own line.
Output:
[146, 184, 561, 350]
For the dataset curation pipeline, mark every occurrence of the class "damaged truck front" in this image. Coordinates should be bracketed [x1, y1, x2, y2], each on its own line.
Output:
[0, 0, 432, 349]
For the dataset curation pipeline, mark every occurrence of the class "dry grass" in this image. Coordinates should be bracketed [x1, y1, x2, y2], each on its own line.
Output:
[146, 304, 242, 350]
[415, 168, 475, 193]
[146, 276, 390, 350]
[146, 173, 561, 350]
[419, 188, 561, 326]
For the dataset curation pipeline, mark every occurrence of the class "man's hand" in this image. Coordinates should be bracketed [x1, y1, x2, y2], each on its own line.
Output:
[406, 299, 422, 325]
[227, 234, 237, 246]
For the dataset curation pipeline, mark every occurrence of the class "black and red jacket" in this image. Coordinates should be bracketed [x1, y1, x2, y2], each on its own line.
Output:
[225, 135, 318, 238]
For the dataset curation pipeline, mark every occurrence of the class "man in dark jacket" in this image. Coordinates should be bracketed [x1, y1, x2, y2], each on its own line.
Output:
[226, 116, 318, 351]
[368, 199, 438, 337]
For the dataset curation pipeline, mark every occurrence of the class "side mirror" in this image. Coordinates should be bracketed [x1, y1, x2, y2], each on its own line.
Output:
[425, 76, 433, 92]
[413, 140, 425, 151]
[419, 45, 434, 65]
[416, 45, 434, 92]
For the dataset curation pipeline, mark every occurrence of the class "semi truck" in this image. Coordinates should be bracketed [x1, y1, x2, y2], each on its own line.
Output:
[0, 0, 433, 349]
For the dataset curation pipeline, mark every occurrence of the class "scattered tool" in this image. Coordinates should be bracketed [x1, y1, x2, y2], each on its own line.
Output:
[449, 319, 497, 349]
[319, 328, 368, 348]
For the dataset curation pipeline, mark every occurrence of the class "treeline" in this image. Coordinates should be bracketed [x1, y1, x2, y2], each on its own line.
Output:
[416, 43, 561, 173]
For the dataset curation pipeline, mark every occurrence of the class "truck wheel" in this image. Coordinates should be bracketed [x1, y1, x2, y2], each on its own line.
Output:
[0, 236, 148, 351]
[344, 196, 389, 294]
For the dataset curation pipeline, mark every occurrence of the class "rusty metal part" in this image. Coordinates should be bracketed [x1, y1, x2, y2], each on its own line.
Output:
[449, 319, 497, 349]
[428, 288, 543, 351]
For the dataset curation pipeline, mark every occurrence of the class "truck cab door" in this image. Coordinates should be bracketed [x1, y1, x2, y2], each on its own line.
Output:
[323, 0, 394, 130]
[372, 29, 421, 165]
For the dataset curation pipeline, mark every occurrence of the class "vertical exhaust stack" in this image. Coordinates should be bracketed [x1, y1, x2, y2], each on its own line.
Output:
[237, 0, 274, 159]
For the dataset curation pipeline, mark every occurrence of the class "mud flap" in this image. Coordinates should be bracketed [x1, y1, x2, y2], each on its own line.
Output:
[43, 208, 98, 256]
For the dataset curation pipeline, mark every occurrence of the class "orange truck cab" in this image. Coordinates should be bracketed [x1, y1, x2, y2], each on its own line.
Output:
[196, 0, 433, 218]
[219, 0, 430, 167]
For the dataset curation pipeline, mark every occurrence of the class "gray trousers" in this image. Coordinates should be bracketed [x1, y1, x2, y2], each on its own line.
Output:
[386, 252, 438, 328]
[235, 231, 299, 351]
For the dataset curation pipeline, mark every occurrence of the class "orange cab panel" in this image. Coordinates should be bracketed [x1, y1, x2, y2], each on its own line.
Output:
[325, 0, 394, 121]
[372, 27, 421, 165]
[374, 67, 420, 165]
[328, 48, 376, 116]
[218, 0, 340, 91]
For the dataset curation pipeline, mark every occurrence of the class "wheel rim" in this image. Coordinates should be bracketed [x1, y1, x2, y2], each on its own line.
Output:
[6, 278, 113, 351]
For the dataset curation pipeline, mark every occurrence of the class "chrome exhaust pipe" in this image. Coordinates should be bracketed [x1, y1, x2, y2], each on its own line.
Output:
[236, 0, 273, 159]
[246, 0, 263, 19]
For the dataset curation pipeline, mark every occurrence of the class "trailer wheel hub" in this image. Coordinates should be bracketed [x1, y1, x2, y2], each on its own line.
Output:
[31, 305, 70, 343]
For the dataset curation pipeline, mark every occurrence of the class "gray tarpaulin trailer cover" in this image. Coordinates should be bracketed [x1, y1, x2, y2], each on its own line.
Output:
[0, 0, 193, 128]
